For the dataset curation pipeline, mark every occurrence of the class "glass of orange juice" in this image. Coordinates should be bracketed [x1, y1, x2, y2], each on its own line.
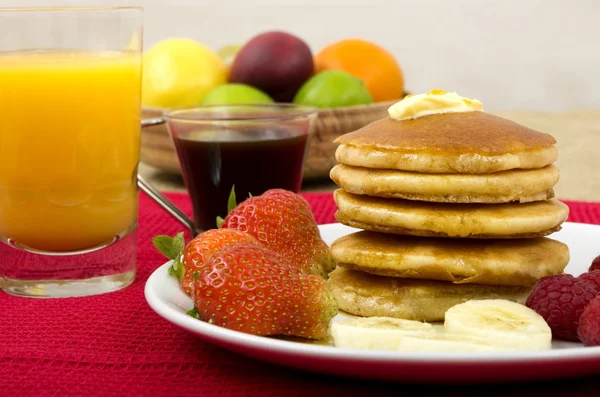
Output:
[0, 7, 143, 297]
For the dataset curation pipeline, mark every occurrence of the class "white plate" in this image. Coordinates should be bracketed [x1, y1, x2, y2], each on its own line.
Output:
[145, 222, 600, 383]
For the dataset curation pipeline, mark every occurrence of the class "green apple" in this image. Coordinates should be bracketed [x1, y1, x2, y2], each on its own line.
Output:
[216, 43, 242, 68]
[200, 83, 274, 105]
[293, 70, 373, 108]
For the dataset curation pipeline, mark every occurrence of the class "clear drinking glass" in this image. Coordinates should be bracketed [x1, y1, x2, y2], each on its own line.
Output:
[165, 104, 318, 233]
[0, 7, 143, 298]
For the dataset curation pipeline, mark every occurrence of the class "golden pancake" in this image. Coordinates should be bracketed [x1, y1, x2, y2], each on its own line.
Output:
[334, 112, 557, 173]
[334, 190, 569, 239]
[335, 213, 563, 239]
[328, 267, 531, 322]
[330, 164, 559, 203]
[331, 231, 569, 286]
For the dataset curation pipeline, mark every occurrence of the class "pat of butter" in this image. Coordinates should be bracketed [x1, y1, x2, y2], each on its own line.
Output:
[388, 89, 483, 121]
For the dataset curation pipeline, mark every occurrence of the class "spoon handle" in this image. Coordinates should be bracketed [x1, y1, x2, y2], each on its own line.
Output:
[137, 174, 198, 237]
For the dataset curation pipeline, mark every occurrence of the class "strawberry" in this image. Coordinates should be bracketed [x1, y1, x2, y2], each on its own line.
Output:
[220, 189, 335, 278]
[191, 242, 338, 339]
[152, 229, 258, 295]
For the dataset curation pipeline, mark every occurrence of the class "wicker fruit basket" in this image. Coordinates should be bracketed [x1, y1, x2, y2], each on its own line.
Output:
[141, 101, 394, 180]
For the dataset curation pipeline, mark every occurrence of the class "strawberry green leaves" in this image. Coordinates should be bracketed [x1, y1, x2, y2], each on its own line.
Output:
[216, 185, 238, 228]
[227, 186, 238, 213]
[153, 232, 184, 260]
[152, 232, 185, 280]
[186, 307, 200, 319]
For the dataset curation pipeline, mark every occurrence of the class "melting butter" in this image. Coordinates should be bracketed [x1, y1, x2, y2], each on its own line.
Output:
[388, 89, 483, 121]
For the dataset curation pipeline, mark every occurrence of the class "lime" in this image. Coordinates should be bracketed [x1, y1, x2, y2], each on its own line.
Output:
[293, 70, 373, 108]
[201, 83, 273, 105]
[142, 38, 228, 108]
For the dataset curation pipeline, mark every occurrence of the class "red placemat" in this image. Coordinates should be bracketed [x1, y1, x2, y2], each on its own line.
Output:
[1, 192, 599, 397]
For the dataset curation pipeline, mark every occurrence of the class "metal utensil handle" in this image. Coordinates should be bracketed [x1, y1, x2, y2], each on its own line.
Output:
[141, 117, 165, 128]
[137, 174, 198, 236]
[138, 117, 199, 236]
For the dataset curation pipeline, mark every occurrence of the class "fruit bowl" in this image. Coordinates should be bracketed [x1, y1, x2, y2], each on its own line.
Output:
[140, 101, 396, 180]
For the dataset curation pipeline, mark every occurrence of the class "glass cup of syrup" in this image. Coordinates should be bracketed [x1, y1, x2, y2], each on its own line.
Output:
[163, 104, 318, 232]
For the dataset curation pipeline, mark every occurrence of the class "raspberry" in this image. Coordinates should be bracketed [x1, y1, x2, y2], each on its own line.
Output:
[526, 274, 597, 340]
[591, 255, 600, 272]
[578, 297, 600, 346]
[578, 270, 600, 293]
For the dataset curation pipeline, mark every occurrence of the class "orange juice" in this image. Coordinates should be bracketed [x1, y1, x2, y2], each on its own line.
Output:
[0, 51, 141, 252]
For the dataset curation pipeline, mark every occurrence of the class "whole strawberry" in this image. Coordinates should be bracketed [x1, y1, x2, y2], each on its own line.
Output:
[526, 274, 597, 340]
[221, 189, 335, 278]
[152, 229, 258, 295]
[192, 242, 338, 339]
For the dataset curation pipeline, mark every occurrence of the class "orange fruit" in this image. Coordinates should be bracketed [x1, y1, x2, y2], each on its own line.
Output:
[314, 39, 404, 102]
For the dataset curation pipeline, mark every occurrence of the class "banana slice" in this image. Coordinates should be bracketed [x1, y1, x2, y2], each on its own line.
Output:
[396, 333, 514, 353]
[444, 299, 552, 351]
[331, 316, 435, 350]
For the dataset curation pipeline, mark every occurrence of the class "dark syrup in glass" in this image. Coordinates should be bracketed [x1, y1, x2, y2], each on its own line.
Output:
[172, 128, 309, 231]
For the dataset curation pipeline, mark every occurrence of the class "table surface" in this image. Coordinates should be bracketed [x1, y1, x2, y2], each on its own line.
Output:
[4, 192, 600, 397]
[6, 109, 600, 396]
[139, 109, 600, 201]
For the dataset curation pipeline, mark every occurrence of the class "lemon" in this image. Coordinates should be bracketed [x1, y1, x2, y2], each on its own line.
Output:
[201, 83, 273, 105]
[293, 70, 373, 108]
[142, 38, 228, 108]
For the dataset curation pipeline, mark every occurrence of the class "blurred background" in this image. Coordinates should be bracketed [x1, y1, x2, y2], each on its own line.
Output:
[5, 0, 598, 111]
[3, 0, 599, 200]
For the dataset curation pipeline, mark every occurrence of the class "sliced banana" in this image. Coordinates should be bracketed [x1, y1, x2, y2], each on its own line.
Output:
[396, 333, 514, 353]
[331, 316, 435, 350]
[444, 299, 552, 351]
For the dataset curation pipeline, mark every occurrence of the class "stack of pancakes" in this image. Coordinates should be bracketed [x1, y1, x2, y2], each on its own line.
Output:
[328, 110, 570, 322]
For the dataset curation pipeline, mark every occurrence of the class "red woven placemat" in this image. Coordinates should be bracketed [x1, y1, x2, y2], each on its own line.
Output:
[1, 192, 599, 397]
